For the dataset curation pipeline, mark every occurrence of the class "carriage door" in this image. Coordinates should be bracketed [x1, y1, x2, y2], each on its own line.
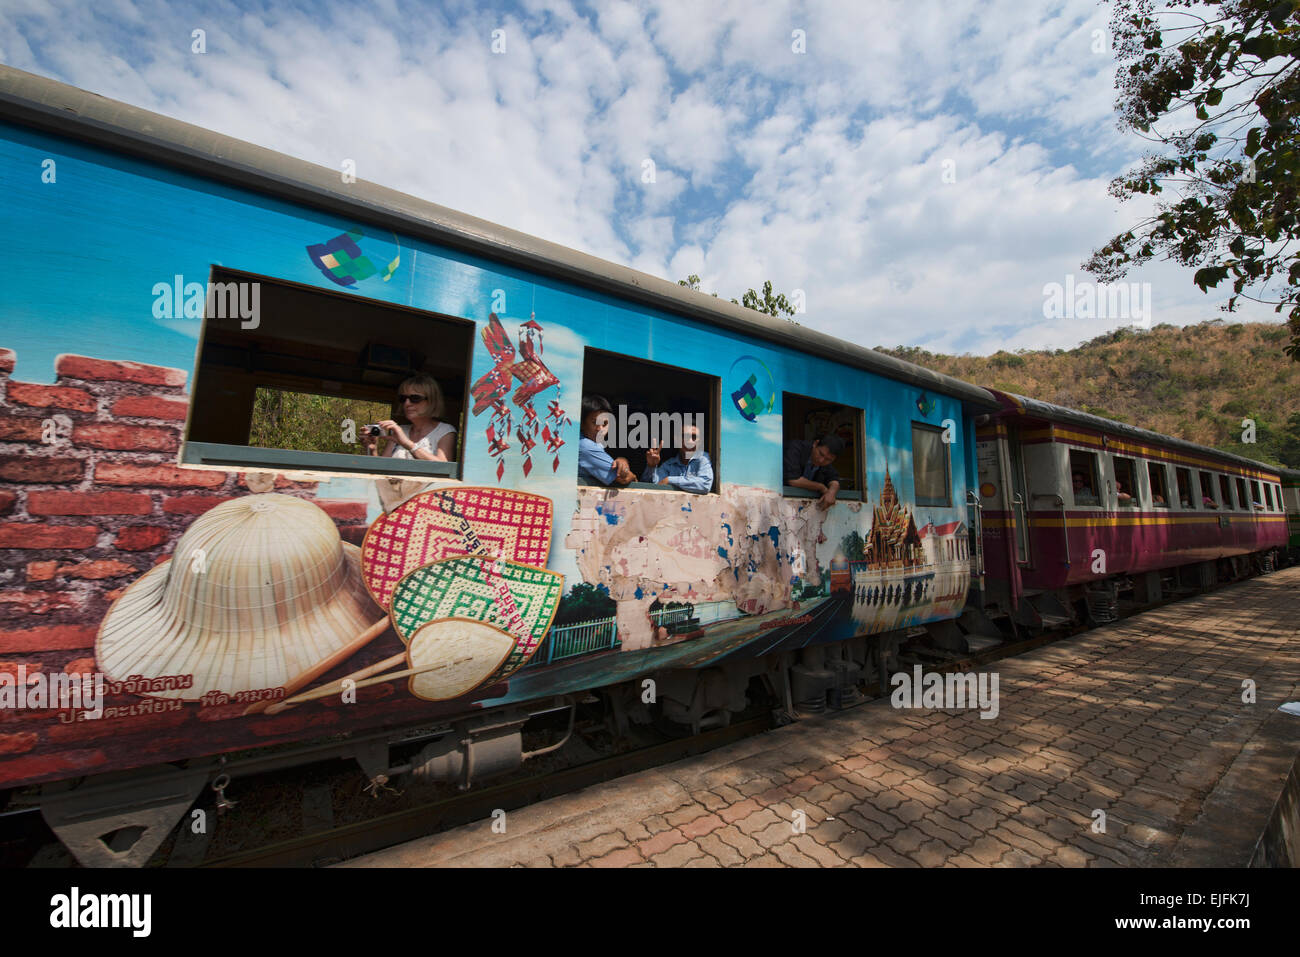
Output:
[1006, 425, 1032, 567]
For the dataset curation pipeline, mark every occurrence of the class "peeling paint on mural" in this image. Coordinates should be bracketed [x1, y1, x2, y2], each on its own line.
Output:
[562, 469, 970, 658]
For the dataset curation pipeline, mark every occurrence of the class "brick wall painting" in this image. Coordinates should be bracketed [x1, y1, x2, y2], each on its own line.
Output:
[0, 347, 484, 789]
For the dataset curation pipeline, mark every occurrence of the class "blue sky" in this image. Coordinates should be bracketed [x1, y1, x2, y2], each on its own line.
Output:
[1, 0, 1282, 354]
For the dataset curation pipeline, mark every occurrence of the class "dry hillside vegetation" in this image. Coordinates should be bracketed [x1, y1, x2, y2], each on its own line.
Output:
[877, 321, 1300, 468]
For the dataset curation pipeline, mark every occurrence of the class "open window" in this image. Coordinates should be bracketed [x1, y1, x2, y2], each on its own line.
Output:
[1264, 483, 1275, 510]
[1147, 462, 1170, 508]
[781, 392, 864, 501]
[1175, 468, 1195, 509]
[1198, 470, 1218, 508]
[1069, 450, 1101, 507]
[1219, 474, 1234, 509]
[910, 423, 952, 507]
[184, 268, 472, 478]
[1113, 456, 1139, 507]
[1235, 477, 1249, 511]
[1251, 480, 1264, 510]
[579, 349, 717, 493]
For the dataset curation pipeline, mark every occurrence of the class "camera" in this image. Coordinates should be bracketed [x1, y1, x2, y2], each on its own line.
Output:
[364, 424, 385, 437]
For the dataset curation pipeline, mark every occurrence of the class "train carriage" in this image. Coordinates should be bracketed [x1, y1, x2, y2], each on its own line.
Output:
[975, 391, 1288, 627]
[0, 67, 995, 863]
[1283, 467, 1300, 562]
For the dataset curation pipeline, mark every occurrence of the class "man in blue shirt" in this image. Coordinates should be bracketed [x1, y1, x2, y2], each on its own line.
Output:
[578, 394, 634, 486]
[643, 423, 713, 493]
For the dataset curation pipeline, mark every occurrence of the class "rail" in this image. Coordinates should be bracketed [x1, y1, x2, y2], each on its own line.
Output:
[525, 616, 619, 668]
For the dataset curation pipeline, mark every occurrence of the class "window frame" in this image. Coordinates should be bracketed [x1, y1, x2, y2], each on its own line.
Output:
[1235, 476, 1249, 512]
[1219, 474, 1234, 510]
[780, 391, 865, 502]
[1147, 461, 1171, 508]
[1198, 470, 1218, 509]
[181, 266, 473, 480]
[578, 347, 720, 494]
[1174, 467, 1196, 510]
[1069, 449, 1103, 508]
[910, 421, 953, 508]
[1113, 455, 1140, 508]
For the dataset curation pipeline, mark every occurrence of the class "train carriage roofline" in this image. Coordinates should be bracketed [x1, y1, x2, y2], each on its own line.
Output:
[987, 389, 1286, 478]
[0, 64, 996, 410]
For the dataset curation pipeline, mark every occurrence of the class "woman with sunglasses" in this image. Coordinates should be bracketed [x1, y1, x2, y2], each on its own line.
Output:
[362, 373, 456, 462]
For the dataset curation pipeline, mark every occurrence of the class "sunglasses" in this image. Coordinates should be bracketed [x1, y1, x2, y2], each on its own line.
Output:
[398, 394, 427, 403]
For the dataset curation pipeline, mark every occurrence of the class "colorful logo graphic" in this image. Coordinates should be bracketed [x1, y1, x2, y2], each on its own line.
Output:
[729, 355, 776, 422]
[915, 393, 936, 417]
[306, 227, 400, 287]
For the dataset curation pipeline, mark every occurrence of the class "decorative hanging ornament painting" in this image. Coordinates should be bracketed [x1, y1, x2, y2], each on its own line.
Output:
[470, 313, 570, 480]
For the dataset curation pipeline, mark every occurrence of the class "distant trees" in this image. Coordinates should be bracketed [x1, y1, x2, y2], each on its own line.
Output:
[552, 582, 616, 626]
[679, 275, 798, 320]
[1083, 0, 1300, 362]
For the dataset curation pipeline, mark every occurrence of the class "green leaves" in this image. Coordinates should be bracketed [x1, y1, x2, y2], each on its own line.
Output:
[1194, 265, 1230, 291]
[1088, 0, 1300, 362]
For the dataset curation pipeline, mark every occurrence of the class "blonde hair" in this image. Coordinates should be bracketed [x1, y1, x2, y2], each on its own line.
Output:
[398, 373, 445, 419]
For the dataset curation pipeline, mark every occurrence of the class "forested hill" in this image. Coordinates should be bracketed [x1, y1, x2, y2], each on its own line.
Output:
[876, 321, 1300, 469]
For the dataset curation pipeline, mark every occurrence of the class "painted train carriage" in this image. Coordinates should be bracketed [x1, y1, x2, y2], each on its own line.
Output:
[975, 390, 1288, 627]
[0, 67, 993, 858]
[1283, 468, 1300, 562]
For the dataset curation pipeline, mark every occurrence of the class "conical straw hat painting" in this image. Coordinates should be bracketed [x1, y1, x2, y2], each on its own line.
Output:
[96, 495, 382, 701]
[362, 488, 553, 610]
[389, 555, 563, 696]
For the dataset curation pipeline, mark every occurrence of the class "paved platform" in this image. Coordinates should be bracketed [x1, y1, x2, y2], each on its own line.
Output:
[343, 567, 1300, 868]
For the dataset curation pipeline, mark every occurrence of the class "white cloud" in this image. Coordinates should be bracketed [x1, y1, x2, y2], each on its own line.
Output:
[1, 0, 1281, 362]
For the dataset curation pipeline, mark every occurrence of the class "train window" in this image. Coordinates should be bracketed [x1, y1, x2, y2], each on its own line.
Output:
[1198, 470, 1217, 508]
[1251, 480, 1264, 510]
[909, 423, 951, 507]
[580, 350, 718, 492]
[1147, 462, 1171, 507]
[1264, 484, 1275, 510]
[1175, 468, 1195, 509]
[782, 392, 864, 501]
[1069, 451, 1101, 506]
[1113, 457, 1139, 507]
[1219, 474, 1234, 509]
[1235, 477, 1249, 511]
[183, 268, 471, 478]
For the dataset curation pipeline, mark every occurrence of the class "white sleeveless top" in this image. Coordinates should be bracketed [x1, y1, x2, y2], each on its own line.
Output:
[387, 422, 456, 460]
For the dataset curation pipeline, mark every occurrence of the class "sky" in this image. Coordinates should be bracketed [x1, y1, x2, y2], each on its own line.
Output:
[0, 0, 1282, 355]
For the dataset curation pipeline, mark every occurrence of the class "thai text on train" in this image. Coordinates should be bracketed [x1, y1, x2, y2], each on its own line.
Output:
[890, 665, 999, 720]
[594, 407, 705, 451]
[0, 665, 104, 718]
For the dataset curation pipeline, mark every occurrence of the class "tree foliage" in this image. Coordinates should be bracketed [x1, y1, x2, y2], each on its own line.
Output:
[1084, 0, 1300, 360]
[678, 275, 798, 320]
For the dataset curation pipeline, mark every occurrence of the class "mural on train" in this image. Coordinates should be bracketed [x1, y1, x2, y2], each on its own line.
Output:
[0, 117, 973, 786]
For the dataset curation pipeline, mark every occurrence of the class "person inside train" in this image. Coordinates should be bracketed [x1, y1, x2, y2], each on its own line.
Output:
[578, 394, 634, 486]
[1116, 480, 1134, 504]
[362, 373, 457, 462]
[1072, 471, 1098, 505]
[784, 433, 844, 509]
[642, 422, 713, 493]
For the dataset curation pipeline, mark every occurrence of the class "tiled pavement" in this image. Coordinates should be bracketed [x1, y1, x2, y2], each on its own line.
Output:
[343, 567, 1300, 868]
